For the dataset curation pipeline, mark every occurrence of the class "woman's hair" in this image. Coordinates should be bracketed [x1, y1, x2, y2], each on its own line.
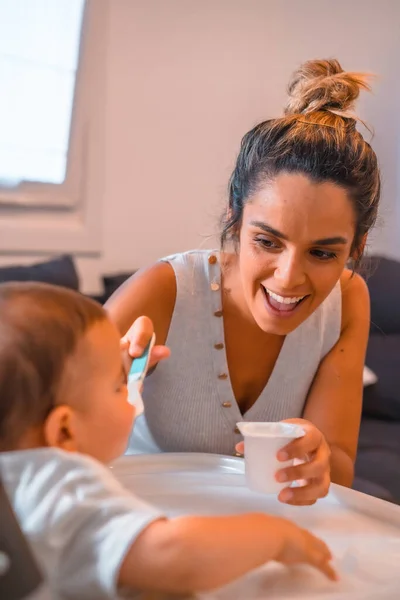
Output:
[222, 58, 380, 266]
[0, 282, 106, 450]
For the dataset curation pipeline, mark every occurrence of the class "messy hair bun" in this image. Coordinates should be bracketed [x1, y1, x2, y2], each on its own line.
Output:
[284, 58, 371, 116]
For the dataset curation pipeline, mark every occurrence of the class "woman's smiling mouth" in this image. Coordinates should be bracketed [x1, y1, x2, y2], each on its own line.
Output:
[261, 284, 310, 316]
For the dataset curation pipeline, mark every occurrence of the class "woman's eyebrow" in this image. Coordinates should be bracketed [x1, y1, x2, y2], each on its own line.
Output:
[249, 221, 348, 245]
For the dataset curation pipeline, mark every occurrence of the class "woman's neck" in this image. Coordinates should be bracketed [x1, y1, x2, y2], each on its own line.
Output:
[220, 251, 259, 327]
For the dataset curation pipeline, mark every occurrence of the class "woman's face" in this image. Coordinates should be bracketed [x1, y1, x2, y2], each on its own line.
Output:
[238, 172, 356, 335]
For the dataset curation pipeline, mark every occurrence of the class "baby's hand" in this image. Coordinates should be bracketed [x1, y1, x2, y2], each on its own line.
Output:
[121, 316, 170, 375]
[277, 520, 338, 581]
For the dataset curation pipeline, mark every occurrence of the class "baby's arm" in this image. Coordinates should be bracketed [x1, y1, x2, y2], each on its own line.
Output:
[30, 451, 335, 597]
[119, 512, 336, 593]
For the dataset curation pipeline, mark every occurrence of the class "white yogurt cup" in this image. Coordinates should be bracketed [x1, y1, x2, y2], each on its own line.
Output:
[236, 421, 305, 495]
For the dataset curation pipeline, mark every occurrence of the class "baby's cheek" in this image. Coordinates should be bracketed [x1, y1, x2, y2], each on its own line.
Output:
[110, 404, 135, 458]
[123, 402, 136, 434]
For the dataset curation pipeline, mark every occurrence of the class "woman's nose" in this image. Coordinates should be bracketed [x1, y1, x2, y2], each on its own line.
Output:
[273, 251, 306, 289]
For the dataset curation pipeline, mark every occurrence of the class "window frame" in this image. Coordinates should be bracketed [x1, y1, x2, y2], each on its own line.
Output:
[0, 0, 107, 254]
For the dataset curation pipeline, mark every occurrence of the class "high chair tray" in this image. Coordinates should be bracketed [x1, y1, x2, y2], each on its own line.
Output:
[111, 453, 400, 600]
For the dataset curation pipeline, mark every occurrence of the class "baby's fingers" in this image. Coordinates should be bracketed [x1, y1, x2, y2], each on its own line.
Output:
[308, 537, 338, 582]
[316, 560, 338, 582]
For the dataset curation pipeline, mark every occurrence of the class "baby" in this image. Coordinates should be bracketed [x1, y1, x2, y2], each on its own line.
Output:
[0, 282, 336, 598]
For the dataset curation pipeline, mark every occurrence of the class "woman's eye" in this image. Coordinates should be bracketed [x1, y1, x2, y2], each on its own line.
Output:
[311, 249, 337, 261]
[255, 237, 279, 249]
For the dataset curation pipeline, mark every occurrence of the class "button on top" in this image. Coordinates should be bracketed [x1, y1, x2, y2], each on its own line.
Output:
[218, 373, 228, 380]
[214, 310, 223, 317]
[210, 282, 220, 291]
[214, 342, 224, 350]
[222, 401, 231, 408]
[208, 254, 217, 264]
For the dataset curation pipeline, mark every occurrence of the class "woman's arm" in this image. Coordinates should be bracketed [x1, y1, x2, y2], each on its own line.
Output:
[303, 270, 370, 487]
[104, 261, 177, 342]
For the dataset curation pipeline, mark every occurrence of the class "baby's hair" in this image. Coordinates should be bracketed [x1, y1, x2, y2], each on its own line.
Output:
[0, 282, 106, 450]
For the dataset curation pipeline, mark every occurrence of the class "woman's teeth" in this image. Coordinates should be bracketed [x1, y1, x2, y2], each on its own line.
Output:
[261, 285, 307, 313]
[266, 288, 305, 305]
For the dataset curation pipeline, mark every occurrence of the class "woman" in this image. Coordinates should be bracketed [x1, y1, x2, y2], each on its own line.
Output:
[107, 59, 379, 506]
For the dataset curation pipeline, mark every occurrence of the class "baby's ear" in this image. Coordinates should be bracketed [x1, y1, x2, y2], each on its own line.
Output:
[43, 405, 79, 452]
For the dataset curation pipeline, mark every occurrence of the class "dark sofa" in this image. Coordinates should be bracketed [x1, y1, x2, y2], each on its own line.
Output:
[1, 254, 399, 502]
[354, 257, 400, 503]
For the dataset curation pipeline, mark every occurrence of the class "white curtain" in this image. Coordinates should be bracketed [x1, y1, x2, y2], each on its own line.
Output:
[0, 0, 85, 185]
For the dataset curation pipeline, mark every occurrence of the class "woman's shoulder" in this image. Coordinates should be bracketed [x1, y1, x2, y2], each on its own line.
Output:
[105, 260, 177, 337]
[162, 248, 220, 266]
[340, 269, 370, 332]
[161, 248, 222, 286]
[106, 259, 177, 310]
[340, 267, 368, 291]
[105, 249, 219, 337]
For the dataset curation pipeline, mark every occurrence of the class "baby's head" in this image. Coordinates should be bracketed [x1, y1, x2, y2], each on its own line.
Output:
[0, 282, 134, 463]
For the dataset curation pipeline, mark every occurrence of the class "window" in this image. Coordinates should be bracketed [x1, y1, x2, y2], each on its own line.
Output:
[0, 0, 85, 187]
[0, 0, 107, 253]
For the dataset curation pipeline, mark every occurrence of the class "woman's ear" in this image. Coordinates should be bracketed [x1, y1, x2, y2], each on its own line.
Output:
[351, 234, 368, 263]
[43, 405, 79, 452]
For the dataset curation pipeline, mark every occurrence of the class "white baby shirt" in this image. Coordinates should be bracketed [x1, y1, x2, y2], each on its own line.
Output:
[0, 448, 163, 599]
